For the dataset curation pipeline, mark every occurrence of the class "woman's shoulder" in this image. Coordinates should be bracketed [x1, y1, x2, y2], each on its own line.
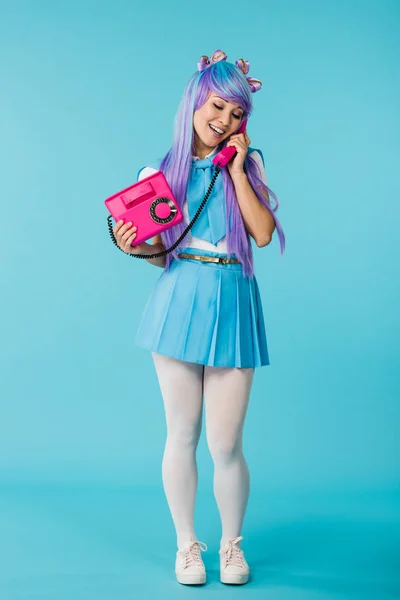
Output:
[247, 147, 267, 184]
[247, 146, 265, 167]
[137, 165, 158, 181]
[136, 158, 163, 182]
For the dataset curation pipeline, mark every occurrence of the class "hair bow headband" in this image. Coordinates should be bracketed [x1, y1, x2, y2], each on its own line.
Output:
[235, 58, 262, 93]
[197, 49, 227, 71]
[197, 50, 262, 93]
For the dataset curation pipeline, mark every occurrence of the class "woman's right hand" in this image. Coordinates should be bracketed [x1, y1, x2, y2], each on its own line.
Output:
[113, 220, 150, 255]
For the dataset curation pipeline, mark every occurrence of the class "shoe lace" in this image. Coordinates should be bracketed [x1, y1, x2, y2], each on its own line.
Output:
[220, 536, 246, 568]
[180, 540, 208, 568]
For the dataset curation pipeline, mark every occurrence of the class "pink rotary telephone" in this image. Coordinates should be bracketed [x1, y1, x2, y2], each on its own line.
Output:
[104, 171, 183, 247]
[105, 118, 248, 259]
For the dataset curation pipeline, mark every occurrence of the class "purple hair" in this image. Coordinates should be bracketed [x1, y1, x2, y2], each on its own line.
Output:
[158, 60, 285, 278]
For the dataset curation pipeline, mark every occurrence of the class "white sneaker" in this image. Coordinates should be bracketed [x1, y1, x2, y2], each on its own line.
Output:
[219, 536, 250, 585]
[175, 538, 208, 585]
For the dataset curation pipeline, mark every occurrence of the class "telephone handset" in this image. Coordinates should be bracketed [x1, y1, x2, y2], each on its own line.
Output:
[212, 118, 248, 167]
[106, 118, 249, 259]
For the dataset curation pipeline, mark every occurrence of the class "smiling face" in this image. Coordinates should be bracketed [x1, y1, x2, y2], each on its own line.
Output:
[192, 91, 244, 158]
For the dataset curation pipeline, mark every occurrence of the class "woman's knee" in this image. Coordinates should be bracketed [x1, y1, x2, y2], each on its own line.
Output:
[166, 421, 202, 451]
[206, 430, 242, 465]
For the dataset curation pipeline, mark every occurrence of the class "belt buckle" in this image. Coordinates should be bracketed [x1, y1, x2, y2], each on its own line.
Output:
[218, 257, 227, 264]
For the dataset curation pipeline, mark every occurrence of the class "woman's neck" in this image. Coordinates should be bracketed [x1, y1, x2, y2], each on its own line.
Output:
[193, 133, 217, 159]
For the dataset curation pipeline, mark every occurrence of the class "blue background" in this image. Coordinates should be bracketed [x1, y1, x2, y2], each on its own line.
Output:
[0, 0, 399, 598]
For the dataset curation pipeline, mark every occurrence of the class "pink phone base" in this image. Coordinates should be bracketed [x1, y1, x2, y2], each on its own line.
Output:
[104, 171, 183, 246]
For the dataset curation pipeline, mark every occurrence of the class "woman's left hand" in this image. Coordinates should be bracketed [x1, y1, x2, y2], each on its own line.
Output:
[226, 130, 251, 178]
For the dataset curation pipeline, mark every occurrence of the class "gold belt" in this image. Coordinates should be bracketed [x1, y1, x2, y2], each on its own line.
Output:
[178, 253, 240, 265]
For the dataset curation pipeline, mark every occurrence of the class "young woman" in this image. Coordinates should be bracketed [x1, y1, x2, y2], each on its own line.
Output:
[113, 50, 285, 586]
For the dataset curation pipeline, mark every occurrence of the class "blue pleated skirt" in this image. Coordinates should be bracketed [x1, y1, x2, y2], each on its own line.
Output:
[135, 248, 270, 368]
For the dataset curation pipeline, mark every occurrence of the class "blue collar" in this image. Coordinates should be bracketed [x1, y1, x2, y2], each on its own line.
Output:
[192, 157, 214, 170]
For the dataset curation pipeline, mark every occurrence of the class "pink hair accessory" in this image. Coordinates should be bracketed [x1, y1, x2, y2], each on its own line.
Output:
[235, 58, 262, 93]
[197, 51, 262, 93]
[246, 77, 262, 93]
[197, 49, 227, 72]
[235, 58, 250, 75]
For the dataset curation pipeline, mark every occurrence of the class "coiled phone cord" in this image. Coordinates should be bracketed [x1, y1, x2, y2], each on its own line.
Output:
[106, 165, 221, 259]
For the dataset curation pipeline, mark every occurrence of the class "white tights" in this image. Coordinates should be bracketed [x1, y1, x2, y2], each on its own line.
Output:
[151, 352, 255, 550]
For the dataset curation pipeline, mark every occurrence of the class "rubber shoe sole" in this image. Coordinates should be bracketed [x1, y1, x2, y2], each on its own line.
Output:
[220, 570, 249, 585]
[176, 571, 206, 585]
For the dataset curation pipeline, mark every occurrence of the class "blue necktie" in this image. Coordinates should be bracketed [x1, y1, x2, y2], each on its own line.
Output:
[187, 157, 226, 244]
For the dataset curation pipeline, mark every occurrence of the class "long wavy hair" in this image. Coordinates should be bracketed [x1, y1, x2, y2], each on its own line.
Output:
[157, 60, 285, 278]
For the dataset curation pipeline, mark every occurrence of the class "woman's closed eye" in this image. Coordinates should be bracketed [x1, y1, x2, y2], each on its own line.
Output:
[213, 103, 241, 119]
